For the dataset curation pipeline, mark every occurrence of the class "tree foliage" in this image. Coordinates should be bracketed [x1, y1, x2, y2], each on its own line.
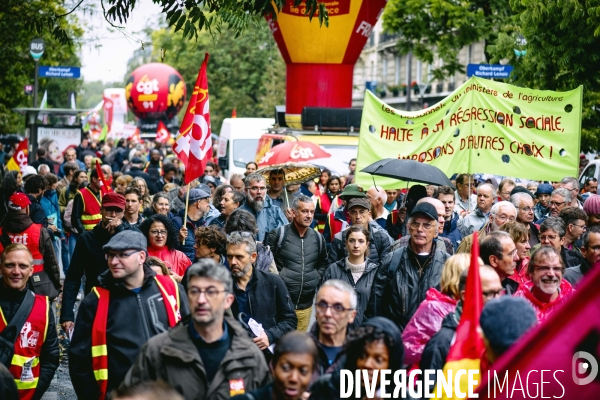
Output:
[0, 0, 83, 133]
[487, 0, 600, 151]
[382, 0, 512, 80]
[149, 22, 285, 132]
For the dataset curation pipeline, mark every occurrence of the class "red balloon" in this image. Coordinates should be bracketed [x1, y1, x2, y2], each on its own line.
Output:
[125, 63, 186, 119]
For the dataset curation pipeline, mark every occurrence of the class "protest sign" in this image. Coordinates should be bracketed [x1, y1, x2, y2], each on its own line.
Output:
[355, 77, 583, 189]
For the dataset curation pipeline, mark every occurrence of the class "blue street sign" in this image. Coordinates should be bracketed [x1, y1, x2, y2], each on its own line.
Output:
[38, 66, 81, 79]
[466, 64, 514, 79]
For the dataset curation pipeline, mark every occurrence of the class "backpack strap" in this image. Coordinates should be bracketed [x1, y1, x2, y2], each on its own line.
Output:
[386, 246, 406, 279]
[274, 226, 287, 258]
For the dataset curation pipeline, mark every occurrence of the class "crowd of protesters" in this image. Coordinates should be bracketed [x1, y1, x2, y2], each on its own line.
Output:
[0, 135, 596, 400]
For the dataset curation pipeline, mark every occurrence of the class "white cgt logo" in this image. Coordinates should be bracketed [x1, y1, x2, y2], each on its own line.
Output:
[290, 145, 314, 159]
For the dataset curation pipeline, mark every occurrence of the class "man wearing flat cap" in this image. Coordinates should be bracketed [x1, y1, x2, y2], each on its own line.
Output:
[69, 230, 189, 399]
[61, 192, 137, 334]
[329, 197, 393, 264]
[366, 202, 450, 329]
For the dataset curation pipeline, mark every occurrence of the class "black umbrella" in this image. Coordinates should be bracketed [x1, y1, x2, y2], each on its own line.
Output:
[360, 158, 454, 187]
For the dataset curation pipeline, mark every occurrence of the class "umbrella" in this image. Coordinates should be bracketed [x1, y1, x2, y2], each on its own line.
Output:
[257, 141, 331, 166]
[360, 158, 454, 187]
[256, 163, 322, 209]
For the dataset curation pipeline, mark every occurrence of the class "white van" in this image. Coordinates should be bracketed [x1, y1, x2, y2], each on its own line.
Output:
[217, 118, 274, 179]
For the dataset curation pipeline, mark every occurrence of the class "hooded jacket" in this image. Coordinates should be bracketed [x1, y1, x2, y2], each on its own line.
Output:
[266, 223, 329, 309]
[61, 221, 133, 323]
[402, 288, 458, 367]
[513, 279, 573, 321]
[309, 317, 404, 400]
[0, 213, 60, 291]
[69, 266, 189, 399]
[173, 205, 221, 261]
[365, 240, 450, 329]
[122, 315, 270, 400]
[40, 189, 62, 234]
[319, 258, 379, 327]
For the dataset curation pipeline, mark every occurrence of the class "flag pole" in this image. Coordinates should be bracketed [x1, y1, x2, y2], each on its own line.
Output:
[182, 183, 190, 245]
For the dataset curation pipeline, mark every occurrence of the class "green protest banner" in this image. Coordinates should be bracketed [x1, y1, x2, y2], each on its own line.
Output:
[356, 77, 583, 189]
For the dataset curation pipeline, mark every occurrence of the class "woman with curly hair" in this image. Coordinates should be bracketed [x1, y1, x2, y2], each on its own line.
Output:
[140, 214, 191, 281]
[310, 316, 404, 400]
[194, 225, 228, 265]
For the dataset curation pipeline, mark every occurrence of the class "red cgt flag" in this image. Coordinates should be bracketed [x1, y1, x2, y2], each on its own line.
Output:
[156, 120, 170, 144]
[95, 160, 113, 196]
[172, 53, 212, 184]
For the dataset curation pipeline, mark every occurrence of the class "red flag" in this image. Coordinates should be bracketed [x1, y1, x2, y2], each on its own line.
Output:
[95, 160, 113, 196]
[434, 232, 484, 399]
[6, 139, 28, 172]
[172, 53, 212, 184]
[156, 121, 170, 144]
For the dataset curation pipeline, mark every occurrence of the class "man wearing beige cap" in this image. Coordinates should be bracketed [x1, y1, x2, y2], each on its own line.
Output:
[329, 197, 393, 264]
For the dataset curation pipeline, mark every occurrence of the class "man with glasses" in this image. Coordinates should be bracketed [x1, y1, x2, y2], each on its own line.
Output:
[69, 230, 189, 399]
[559, 176, 583, 209]
[536, 188, 572, 225]
[581, 177, 598, 201]
[366, 203, 450, 329]
[420, 265, 502, 374]
[559, 207, 588, 252]
[123, 259, 269, 399]
[538, 216, 584, 269]
[453, 173, 477, 216]
[457, 201, 517, 254]
[565, 226, 600, 285]
[310, 279, 357, 374]
[514, 247, 574, 321]
[329, 197, 393, 264]
[227, 232, 297, 349]
[240, 172, 287, 241]
[267, 195, 328, 332]
[62, 192, 136, 333]
[480, 231, 520, 294]
[511, 191, 540, 247]
[458, 183, 496, 238]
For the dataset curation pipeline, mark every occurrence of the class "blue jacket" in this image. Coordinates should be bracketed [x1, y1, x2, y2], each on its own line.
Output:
[173, 205, 221, 261]
[58, 159, 86, 178]
[440, 212, 462, 251]
[40, 189, 63, 235]
[239, 196, 288, 242]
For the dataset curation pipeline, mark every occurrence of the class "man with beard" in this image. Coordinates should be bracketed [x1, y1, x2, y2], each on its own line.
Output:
[240, 172, 287, 241]
[457, 201, 517, 253]
[228, 232, 297, 351]
[267, 195, 328, 332]
[124, 259, 270, 399]
[514, 246, 574, 321]
[122, 187, 144, 229]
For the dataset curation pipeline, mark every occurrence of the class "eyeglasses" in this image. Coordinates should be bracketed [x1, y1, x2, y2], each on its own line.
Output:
[315, 301, 353, 316]
[105, 250, 140, 260]
[532, 266, 563, 274]
[482, 289, 505, 300]
[188, 287, 226, 299]
[150, 230, 168, 236]
[518, 207, 533, 212]
[549, 201, 566, 207]
[409, 221, 435, 231]
[248, 186, 267, 192]
[227, 231, 256, 241]
[586, 245, 600, 252]
[572, 223, 587, 230]
[540, 235, 559, 241]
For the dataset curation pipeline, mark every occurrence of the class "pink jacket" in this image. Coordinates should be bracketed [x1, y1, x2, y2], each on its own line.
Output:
[147, 246, 192, 276]
[402, 288, 458, 367]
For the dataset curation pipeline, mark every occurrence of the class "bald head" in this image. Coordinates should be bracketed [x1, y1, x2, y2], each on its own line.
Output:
[418, 197, 445, 233]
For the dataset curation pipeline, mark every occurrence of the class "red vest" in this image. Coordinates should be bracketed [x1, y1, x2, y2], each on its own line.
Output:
[317, 194, 342, 233]
[327, 213, 348, 243]
[0, 294, 49, 400]
[90, 275, 181, 399]
[79, 187, 102, 231]
[0, 224, 44, 273]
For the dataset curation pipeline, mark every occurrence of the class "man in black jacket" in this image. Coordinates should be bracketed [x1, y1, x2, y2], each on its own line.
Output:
[266, 195, 328, 332]
[0, 244, 59, 399]
[24, 174, 49, 227]
[69, 230, 189, 399]
[127, 157, 153, 191]
[366, 203, 450, 329]
[420, 265, 503, 375]
[228, 231, 297, 350]
[60, 192, 133, 334]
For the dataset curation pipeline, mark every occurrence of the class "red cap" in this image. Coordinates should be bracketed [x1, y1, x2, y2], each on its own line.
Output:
[8, 193, 31, 210]
[101, 192, 126, 210]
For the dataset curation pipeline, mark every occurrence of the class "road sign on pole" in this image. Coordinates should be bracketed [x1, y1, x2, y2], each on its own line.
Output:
[38, 66, 81, 79]
[30, 38, 44, 108]
[466, 64, 514, 79]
